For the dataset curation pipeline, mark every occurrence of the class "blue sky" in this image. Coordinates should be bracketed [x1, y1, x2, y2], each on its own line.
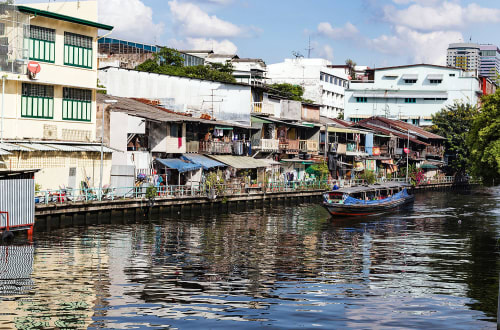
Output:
[21, 0, 500, 67]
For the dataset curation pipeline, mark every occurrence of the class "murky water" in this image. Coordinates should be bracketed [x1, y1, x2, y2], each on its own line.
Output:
[1, 187, 500, 329]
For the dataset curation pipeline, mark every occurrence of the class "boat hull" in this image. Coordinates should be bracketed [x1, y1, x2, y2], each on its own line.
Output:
[323, 195, 415, 217]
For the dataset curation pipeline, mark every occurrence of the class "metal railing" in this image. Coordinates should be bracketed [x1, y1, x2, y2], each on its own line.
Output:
[186, 141, 199, 153]
[255, 139, 279, 151]
[34, 176, 481, 205]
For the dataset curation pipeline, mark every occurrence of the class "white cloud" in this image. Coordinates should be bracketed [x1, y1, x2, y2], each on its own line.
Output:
[317, 22, 359, 40]
[384, 1, 500, 31]
[169, 37, 238, 54]
[98, 0, 164, 44]
[168, 0, 241, 38]
[370, 25, 462, 64]
[317, 44, 334, 61]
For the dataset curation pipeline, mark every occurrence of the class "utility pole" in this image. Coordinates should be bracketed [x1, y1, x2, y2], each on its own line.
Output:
[406, 129, 409, 183]
[306, 36, 314, 59]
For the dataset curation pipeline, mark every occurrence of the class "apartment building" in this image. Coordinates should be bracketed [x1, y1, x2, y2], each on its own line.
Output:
[0, 2, 114, 190]
[447, 43, 480, 73]
[479, 44, 500, 79]
[267, 58, 348, 119]
[344, 64, 481, 126]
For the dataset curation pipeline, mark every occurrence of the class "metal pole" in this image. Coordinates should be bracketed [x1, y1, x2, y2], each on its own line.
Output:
[324, 124, 328, 161]
[99, 105, 104, 201]
[406, 129, 409, 183]
[1, 76, 5, 144]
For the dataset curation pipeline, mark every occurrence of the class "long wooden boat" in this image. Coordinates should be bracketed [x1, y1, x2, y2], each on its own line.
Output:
[322, 182, 415, 217]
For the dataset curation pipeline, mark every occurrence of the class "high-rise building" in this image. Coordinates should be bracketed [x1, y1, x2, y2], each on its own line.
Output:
[479, 44, 500, 79]
[446, 43, 480, 73]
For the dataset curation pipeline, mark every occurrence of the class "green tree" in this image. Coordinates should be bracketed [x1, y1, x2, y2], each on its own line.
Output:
[155, 47, 185, 67]
[345, 58, 357, 79]
[430, 102, 478, 176]
[267, 83, 313, 103]
[467, 90, 500, 184]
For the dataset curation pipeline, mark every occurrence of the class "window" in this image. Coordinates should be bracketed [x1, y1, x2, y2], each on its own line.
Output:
[62, 87, 92, 121]
[404, 79, 417, 84]
[429, 79, 442, 84]
[449, 73, 455, 77]
[356, 97, 367, 103]
[412, 119, 420, 126]
[320, 73, 324, 81]
[27, 25, 55, 63]
[21, 83, 54, 119]
[404, 98, 416, 103]
[350, 117, 363, 123]
[64, 32, 93, 68]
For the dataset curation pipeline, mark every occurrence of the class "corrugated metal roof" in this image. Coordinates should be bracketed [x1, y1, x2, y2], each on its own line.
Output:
[0, 143, 33, 152]
[46, 144, 86, 152]
[207, 155, 271, 169]
[98, 94, 252, 129]
[401, 74, 418, 80]
[16, 143, 59, 152]
[0, 149, 11, 156]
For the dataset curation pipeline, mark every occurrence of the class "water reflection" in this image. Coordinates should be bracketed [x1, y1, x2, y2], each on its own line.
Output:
[0, 187, 499, 329]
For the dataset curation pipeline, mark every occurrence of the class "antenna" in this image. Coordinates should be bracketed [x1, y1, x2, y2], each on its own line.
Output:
[305, 36, 314, 58]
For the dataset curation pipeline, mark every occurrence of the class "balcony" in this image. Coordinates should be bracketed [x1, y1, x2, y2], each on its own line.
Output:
[252, 102, 275, 116]
[233, 140, 246, 156]
[424, 145, 444, 158]
[307, 140, 319, 153]
[279, 139, 299, 154]
[186, 141, 199, 153]
[199, 141, 233, 154]
[254, 139, 279, 152]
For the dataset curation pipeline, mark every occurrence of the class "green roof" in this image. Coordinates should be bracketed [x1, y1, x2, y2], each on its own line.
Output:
[18, 5, 114, 31]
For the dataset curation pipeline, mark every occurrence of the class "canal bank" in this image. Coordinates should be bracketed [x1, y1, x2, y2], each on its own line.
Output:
[33, 180, 480, 232]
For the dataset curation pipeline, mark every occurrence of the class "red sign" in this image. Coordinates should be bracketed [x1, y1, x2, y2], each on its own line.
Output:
[27, 61, 41, 74]
[404, 148, 410, 154]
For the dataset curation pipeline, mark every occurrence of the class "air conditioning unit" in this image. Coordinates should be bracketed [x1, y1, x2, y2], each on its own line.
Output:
[43, 125, 57, 140]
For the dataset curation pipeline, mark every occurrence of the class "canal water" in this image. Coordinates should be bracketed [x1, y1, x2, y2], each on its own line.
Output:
[1, 187, 500, 329]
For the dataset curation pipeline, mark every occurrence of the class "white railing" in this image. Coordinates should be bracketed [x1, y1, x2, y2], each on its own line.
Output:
[256, 139, 279, 151]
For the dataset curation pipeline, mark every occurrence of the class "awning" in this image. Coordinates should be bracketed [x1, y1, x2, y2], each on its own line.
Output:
[421, 163, 438, 169]
[280, 159, 316, 165]
[215, 126, 233, 130]
[0, 143, 33, 152]
[156, 158, 202, 173]
[207, 155, 272, 169]
[328, 127, 364, 134]
[352, 91, 448, 99]
[402, 74, 418, 80]
[16, 143, 59, 151]
[261, 158, 282, 166]
[427, 74, 443, 80]
[46, 144, 86, 152]
[0, 149, 10, 156]
[251, 117, 273, 124]
[180, 154, 226, 170]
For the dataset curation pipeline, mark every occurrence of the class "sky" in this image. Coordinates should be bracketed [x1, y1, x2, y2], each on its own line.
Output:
[20, 0, 500, 67]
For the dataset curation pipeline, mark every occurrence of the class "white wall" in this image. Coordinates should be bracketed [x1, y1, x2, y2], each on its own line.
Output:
[267, 58, 347, 119]
[99, 67, 252, 126]
[344, 65, 481, 126]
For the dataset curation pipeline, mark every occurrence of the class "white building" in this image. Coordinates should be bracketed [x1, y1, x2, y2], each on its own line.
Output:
[98, 67, 252, 126]
[344, 64, 481, 127]
[0, 2, 115, 190]
[267, 58, 348, 119]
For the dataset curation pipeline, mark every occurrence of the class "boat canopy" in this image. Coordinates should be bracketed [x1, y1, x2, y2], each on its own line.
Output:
[332, 182, 410, 194]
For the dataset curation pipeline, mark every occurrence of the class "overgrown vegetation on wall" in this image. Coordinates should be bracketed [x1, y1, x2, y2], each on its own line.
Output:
[135, 47, 237, 84]
[267, 83, 314, 103]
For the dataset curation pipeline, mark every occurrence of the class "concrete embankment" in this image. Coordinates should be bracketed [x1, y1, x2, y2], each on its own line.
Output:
[34, 181, 480, 232]
[34, 189, 325, 231]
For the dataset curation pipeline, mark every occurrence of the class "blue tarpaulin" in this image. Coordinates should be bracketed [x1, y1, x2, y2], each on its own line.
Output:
[156, 158, 202, 173]
[180, 154, 226, 170]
